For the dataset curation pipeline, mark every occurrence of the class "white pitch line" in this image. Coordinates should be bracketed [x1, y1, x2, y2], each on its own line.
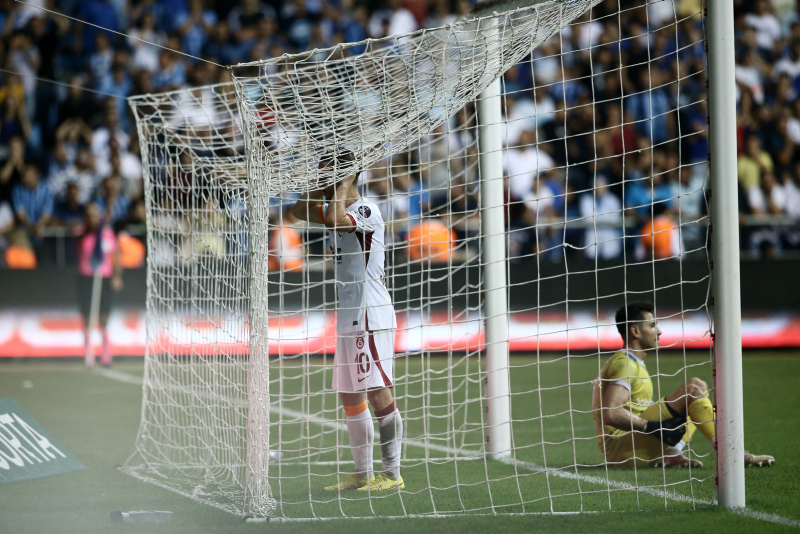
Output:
[731, 509, 800, 529]
[276, 404, 482, 458]
[501, 457, 707, 505]
[244, 510, 593, 523]
[92, 366, 145, 385]
[94, 367, 799, 529]
[273, 457, 481, 467]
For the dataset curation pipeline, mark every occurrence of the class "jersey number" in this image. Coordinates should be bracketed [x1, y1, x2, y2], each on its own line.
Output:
[356, 352, 371, 376]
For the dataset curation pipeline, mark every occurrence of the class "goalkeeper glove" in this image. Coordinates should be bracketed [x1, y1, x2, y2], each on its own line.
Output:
[644, 416, 687, 447]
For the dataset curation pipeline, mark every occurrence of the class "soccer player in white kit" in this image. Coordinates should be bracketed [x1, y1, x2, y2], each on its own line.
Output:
[291, 151, 404, 492]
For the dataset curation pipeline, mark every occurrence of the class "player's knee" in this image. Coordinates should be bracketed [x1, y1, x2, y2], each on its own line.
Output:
[367, 387, 393, 409]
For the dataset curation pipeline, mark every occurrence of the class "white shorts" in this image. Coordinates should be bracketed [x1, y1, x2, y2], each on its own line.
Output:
[333, 329, 396, 393]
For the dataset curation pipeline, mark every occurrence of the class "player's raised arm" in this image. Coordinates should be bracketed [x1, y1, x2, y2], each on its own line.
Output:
[323, 175, 357, 232]
[291, 189, 325, 223]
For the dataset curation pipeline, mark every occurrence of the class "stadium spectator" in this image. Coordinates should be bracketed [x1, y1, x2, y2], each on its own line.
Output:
[738, 134, 773, 191]
[98, 66, 134, 126]
[0, 196, 13, 246]
[579, 174, 623, 261]
[416, 125, 453, 212]
[749, 170, 787, 255]
[0, 135, 26, 203]
[369, 0, 417, 39]
[28, 11, 70, 147]
[0, 93, 31, 146]
[12, 163, 53, 247]
[745, 0, 782, 58]
[6, 30, 39, 109]
[55, 117, 92, 165]
[782, 167, 800, 249]
[56, 77, 93, 126]
[522, 175, 558, 254]
[228, 0, 275, 44]
[539, 100, 568, 168]
[425, 0, 457, 29]
[505, 128, 555, 202]
[448, 180, 480, 223]
[282, 0, 320, 52]
[340, 4, 369, 55]
[736, 48, 769, 105]
[772, 39, 800, 81]
[49, 145, 97, 205]
[152, 45, 187, 91]
[128, 11, 165, 73]
[365, 173, 409, 241]
[91, 107, 130, 162]
[176, 0, 217, 60]
[52, 182, 86, 229]
[749, 170, 787, 217]
[74, 0, 120, 54]
[625, 69, 674, 145]
[203, 20, 241, 65]
[89, 32, 114, 85]
[93, 174, 131, 227]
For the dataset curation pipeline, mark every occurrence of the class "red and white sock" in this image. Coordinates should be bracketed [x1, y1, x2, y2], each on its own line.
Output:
[375, 401, 403, 479]
[344, 401, 373, 479]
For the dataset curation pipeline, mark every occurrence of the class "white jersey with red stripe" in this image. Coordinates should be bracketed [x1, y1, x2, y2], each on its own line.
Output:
[321, 198, 397, 334]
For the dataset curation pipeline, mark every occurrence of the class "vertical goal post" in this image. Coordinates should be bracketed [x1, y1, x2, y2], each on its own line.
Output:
[706, 0, 745, 509]
[476, 16, 512, 460]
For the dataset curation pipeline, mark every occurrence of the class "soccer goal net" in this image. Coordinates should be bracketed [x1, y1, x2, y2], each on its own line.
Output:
[125, 0, 715, 519]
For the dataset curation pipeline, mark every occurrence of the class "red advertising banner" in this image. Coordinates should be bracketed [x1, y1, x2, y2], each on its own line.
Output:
[0, 309, 798, 357]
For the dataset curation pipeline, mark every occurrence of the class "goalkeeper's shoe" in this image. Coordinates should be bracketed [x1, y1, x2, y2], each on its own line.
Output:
[356, 472, 404, 492]
[744, 452, 775, 467]
[324, 474, 370, 491]
[651, 454, 703, 469]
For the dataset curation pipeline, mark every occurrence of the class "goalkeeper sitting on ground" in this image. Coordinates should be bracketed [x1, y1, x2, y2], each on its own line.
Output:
[592, 301, 775, 468]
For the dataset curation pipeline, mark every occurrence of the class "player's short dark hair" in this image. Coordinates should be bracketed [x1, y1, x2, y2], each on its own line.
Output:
[320, 148, 361, 182]
[615, 301, 654, 338]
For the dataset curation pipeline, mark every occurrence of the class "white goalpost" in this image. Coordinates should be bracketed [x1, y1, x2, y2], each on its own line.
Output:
[122, 0, 742, 519]
[706, 0, 744, 508]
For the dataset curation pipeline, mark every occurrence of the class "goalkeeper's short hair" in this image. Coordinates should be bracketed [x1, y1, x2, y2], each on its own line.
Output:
[615, 301, 655, 338]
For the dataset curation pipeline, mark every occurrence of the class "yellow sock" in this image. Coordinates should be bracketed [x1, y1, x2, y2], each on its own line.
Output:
[682, 422, 697, 444]
[688, 396, 715, 442]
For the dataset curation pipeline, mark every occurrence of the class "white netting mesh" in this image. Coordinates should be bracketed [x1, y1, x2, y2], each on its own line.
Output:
[121, 84, 273, 516]
[125, 0, 714, 519]
[230, 0, 604, 195]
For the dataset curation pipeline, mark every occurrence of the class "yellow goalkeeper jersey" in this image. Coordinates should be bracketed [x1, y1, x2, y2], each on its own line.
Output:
[592, 350, 653, 440]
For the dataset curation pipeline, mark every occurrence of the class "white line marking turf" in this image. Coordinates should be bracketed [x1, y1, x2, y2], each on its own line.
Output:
[92, 367, 799, 529]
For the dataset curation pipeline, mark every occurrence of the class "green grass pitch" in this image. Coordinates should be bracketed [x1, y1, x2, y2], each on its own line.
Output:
[0, 352, 798, 533]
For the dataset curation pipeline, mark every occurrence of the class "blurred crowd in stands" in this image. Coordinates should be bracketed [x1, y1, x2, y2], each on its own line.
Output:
[0, 0, 799, 270]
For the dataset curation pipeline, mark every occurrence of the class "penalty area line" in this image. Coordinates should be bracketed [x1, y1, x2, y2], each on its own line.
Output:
[94, 367, 799, 528]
